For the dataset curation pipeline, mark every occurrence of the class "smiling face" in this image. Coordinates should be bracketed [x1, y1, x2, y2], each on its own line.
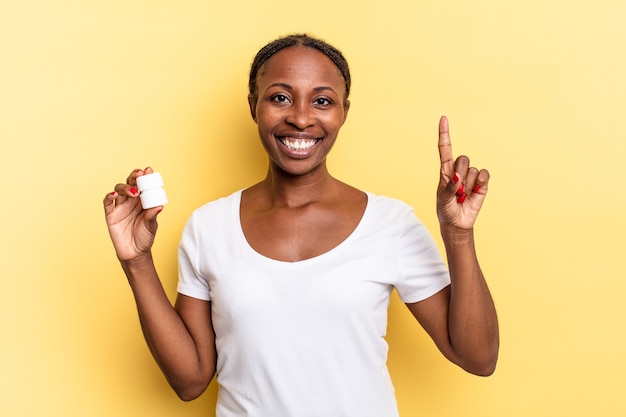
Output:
[248, 46, 350, 178]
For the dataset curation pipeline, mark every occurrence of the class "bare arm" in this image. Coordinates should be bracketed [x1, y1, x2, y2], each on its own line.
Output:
[406, 117, 499, 376]
[103, 168, 216, 400]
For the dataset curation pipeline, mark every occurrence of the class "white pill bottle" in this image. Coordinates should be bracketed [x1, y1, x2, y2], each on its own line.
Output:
[136, 172, 168, 209]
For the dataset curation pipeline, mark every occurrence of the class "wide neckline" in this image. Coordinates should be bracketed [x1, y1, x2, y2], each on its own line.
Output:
[234, 189, 372, 266]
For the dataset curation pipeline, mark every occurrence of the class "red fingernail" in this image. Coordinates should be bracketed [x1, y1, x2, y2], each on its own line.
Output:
[110, 191, 116, 196]
[452, 173, 459, 184]
[473, 185, 480, 193]
[129, 187, 138, 195]
[135, 169, 142, 173]
[456, 184, 465, 196]
[457, 193, 467, 203]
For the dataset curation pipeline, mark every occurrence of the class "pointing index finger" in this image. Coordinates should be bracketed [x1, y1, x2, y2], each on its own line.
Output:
[438, 115, 455, 179]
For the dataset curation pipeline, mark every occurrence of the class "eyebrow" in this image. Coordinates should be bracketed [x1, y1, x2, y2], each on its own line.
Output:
[267, 83, 338, 95]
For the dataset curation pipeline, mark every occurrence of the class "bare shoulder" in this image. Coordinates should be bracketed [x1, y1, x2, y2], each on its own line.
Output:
[333, 180, 367, 205]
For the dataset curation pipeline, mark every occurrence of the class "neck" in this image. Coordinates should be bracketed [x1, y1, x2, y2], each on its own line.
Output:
[256, 163, 339, 208]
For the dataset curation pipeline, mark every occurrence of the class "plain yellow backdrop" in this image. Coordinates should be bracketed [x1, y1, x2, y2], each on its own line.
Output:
[1, 1, 625, 416]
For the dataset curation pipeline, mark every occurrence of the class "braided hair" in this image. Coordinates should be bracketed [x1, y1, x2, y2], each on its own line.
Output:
[248, 34, 351, 103]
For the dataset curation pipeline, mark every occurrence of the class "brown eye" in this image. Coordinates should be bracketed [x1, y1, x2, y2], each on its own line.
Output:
[315, 98, 331, 106]
[272, 94, 290, 103]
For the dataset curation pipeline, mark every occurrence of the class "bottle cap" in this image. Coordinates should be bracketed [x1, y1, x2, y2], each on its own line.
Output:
[136, 172, 167, 209]
[136, 172, 164, 191]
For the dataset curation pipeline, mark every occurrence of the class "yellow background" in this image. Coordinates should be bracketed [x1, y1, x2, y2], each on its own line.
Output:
[2, 0, 625, 416]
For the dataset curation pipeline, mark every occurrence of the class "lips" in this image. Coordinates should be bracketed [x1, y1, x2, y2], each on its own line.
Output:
[277, 136, 320, 151]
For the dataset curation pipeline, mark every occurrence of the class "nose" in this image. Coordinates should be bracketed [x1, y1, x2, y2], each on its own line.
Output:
[285, 100, 313, 129]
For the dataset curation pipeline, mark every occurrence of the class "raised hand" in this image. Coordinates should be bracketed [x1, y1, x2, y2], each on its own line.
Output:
[437, 116, 489, 230]
[103, 167, 163, 262]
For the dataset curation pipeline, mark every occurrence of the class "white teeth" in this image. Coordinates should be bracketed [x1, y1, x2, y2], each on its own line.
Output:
[281, 138, 317, 151]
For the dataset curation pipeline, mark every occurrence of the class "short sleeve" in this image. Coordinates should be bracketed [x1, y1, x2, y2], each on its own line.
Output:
[394, 208, 450, 303]
[177, 211, 211, 301]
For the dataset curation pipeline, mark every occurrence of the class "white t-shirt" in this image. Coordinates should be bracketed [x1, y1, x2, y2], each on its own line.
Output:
[178, 190, 450, 417]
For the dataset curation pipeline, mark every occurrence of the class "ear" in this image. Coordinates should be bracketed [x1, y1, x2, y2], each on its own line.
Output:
[248, 94, 258, 122]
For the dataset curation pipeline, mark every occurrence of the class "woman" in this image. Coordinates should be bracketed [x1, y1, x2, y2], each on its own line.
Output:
[103, 34, 498, 417]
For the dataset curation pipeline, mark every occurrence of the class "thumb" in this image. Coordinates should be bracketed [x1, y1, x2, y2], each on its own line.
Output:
[143, 206, 163, 232]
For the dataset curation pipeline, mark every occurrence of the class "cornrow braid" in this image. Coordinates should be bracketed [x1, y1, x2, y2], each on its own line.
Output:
[248, 33, 351, 102]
